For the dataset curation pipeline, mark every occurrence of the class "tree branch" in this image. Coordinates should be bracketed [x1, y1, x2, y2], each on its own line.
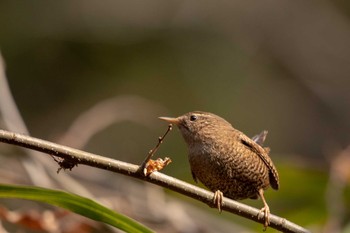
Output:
[0, 129, 310, 233]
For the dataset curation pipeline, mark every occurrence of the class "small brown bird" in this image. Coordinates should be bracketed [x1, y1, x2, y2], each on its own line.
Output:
[159, 111, 279, 228]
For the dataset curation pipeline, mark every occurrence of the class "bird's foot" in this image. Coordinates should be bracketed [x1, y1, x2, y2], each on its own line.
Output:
[213, 190, 223, 212]
[258, 205, 270, 231]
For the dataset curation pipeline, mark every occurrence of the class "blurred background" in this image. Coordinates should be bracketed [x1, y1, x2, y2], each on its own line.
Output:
[0, 1, 350, 232]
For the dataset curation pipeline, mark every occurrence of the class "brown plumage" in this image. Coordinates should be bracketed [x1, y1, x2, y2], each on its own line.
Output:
[159, 111, 279, 228]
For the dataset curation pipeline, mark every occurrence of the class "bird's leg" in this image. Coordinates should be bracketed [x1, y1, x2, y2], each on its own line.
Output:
[257, 188, 270, 230]
[213, 190, 223, 212]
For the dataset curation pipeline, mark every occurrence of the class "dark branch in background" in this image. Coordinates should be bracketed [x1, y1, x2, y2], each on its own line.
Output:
[0, 129, 310, 233]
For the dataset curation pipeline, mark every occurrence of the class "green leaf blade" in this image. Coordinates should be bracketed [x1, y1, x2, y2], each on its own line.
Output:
[0, 184, 154, 233]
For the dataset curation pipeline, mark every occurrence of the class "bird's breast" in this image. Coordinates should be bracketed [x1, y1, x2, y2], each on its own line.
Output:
[187, 140, 270, 200]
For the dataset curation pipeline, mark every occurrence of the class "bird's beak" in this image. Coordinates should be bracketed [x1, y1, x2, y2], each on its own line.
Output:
[158, 116, 180, 125]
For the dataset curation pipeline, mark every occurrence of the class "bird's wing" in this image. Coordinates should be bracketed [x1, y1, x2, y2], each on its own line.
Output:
[239, 133, 279, 190]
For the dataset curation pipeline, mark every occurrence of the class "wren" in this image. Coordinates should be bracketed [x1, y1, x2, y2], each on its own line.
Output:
[159, 111, 279, 229]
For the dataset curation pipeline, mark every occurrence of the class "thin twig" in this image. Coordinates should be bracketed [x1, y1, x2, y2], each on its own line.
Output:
[139, 124, 173, 174]
[0, 129, 310, 233]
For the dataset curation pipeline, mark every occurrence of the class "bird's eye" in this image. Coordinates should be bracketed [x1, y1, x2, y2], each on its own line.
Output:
[190, 115, 197, 121]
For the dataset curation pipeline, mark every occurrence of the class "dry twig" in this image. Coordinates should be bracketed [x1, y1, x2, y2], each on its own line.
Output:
[139, 124, 173, 175]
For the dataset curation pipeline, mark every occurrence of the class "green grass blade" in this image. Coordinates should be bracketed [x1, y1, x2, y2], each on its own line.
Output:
[0, 184, 154, 233]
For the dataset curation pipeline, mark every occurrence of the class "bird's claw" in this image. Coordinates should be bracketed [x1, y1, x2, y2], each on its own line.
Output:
[213, 190, 223, 212]
[258, 206, 270, 231]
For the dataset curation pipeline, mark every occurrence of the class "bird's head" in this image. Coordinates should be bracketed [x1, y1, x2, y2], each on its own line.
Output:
[159, 111, 232, 145]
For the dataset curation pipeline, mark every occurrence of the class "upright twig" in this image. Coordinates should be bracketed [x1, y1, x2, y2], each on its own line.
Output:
[139, 124, 173, 174]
